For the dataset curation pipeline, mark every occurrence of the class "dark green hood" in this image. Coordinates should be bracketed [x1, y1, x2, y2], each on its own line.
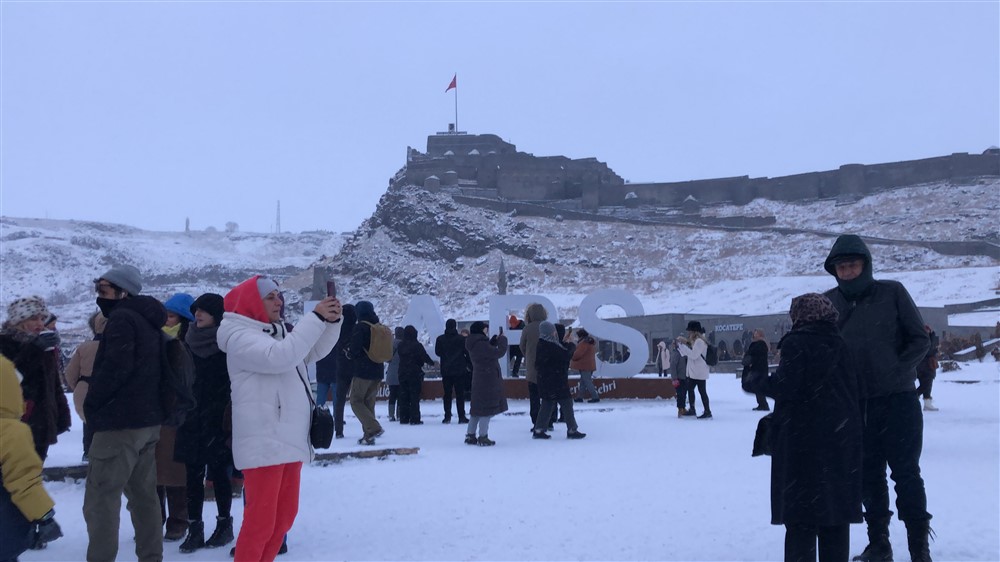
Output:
[824, 234, 874, 299]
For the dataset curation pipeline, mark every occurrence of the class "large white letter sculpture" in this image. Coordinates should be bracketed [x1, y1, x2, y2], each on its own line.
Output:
[488, 295, 558, 378]
[577, 289, 649, 377]
[399, 295, 446, 358]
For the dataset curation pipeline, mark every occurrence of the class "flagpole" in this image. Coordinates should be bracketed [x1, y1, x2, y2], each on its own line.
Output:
[454, 79, 459, 134]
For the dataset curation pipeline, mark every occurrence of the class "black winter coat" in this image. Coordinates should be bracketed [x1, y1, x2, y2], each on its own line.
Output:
[466, 333, 508, 417]
[84, 296, 167, 432]
[823, 235, 929, 399]
[745, 321, 863, 527]
[315, 347, 338, 384]
[398, 339, 434, 383]
[174, 329, 232, 466]
[0, 334, 71, 450]
[741, 340, 769, 383]
[535, 339, 575, 400]
[347, 318, 384, 381]
[434, 329, 469, 378]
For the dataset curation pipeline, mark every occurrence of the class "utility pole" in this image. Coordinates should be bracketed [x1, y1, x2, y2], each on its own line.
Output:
[276, 200, 281, 234]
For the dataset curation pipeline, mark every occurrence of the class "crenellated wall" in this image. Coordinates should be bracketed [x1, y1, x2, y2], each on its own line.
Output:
[403, 131, 1000, 209]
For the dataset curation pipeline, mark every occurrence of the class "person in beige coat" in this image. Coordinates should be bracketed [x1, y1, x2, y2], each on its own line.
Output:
[519, 303, 548, 428]
[64, 311, 106, 462]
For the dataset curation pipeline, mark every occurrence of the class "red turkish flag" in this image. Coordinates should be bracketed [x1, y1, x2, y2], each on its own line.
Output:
[445, 74, 457, 92]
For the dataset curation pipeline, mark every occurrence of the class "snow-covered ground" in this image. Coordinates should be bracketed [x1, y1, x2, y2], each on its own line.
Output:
[26, 362, 1000, 562]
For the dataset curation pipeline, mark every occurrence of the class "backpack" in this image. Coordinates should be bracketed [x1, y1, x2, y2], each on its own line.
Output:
[703, 343, 719, 367]
[159, 333, 197, 427]
[362, 321, 394, 363]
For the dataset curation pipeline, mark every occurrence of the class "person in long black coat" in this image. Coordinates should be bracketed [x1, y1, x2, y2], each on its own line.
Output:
[397, 325, 435, 425]
[464, 321, 507, 446]
[332, 304, 356, 438]
[744, 293, 862, 562]
[176, 293, 235, 552]
[434, 319, 470, 424]
[531, 322, 585, 440]
[742, 328, 771, 411]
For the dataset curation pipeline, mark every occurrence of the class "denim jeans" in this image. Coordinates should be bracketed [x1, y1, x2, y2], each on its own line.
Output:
[316, 381, 337, 407]
[577, 370, 599, 400]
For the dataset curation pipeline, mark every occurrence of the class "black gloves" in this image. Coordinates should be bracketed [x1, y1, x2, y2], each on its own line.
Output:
[28, 510, 63, 549]
[32, 331, 60, 351]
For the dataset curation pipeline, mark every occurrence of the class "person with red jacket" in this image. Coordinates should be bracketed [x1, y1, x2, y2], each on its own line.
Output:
[216, 276, 342, 562]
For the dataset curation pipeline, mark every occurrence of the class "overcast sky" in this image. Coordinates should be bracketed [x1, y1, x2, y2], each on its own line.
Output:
[2, 2, 997, 234]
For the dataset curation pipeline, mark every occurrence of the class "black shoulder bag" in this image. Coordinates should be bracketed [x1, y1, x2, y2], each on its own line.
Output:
[297, 367, 334, 450]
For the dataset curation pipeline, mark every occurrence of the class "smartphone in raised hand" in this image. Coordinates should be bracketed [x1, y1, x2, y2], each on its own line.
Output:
[326, 280, 337, 298]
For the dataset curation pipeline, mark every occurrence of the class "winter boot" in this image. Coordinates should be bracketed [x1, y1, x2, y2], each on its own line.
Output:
[532, 430, 551, 440]
[677, 407, 687, 418]
[852, 517, 893, 562]
[683, 408, 697, 417]
[164, 516, 188, 542]
[204, 516, 234, 548]
[697, 411, 713, 419]
[179, 520, 205, 553]
[923, 398, 938, 412]
[567, 430, 587, 439]
[464, 433, 478, 445]
[477, 435, 495, 446]
[905, 519, 933, 562]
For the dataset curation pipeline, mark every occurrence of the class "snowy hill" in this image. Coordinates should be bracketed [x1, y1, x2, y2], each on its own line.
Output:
[2, 177, 999, 339]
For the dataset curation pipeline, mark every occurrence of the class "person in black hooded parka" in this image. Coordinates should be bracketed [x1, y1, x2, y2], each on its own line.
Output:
[822, 234, 932, 562]
[176, 293, 235, 553]
[434, 318, 470, 424]
[332, 304, 356, 439]
[744, 292, 862, 562]
[397, 325, 435, 425]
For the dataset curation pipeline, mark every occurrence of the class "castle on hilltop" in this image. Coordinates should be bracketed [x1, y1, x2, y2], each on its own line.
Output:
[394, 127, 1000, 210]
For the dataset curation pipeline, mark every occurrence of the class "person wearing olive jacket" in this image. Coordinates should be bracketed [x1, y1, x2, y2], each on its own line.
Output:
[216, 276, 342, 562]
[822, 234, 932, 562]
[743, 293, 862, 562]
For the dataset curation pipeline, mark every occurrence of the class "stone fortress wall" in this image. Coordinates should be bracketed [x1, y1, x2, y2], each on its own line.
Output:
[397, 130, 999, 210]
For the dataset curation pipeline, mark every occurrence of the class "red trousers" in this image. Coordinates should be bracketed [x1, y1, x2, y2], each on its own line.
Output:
[234, 462, 302, 562]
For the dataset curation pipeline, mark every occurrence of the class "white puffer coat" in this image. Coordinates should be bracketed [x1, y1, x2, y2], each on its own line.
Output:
[217, 312, 341, 470]
[678, 337, 710, 380]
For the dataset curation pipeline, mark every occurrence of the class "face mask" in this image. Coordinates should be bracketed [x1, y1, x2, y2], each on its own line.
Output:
[96, 297, 121, 317]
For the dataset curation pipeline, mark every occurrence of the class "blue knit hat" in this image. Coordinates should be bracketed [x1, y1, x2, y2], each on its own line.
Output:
[163, 293, 195, 322]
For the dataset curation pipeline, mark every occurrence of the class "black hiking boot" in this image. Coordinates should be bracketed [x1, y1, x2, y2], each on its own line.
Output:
[464, 433, 477, 445]
[532, 430, 551, 440]
[567, 430, 587, 439]
[905, 519, 933, 562]
[179, 520, 205, 553]
[853, 517, 893, 562]
[204, 516, 234, 548]
[477, 435, 495, 446]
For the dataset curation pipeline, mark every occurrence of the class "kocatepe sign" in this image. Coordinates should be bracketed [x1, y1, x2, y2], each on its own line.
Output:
[399, 290, 650, 377]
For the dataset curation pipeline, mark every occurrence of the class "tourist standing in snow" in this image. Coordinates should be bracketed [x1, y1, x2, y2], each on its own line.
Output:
[435, 318, 470, 424]
[216, 276, 342, 562]
[385, 327, 403, 422]
[347, 300, 385, 445]
[333, 304, 356, 439]
[65, 311, 106, 461]
[0, 296, 71, 462]
[915, 325, 939, 412]
[656, 339, 670, 377]
[507, 314, 525, 378]
[464, 321, 508, 446]
[570, 328, 600, 403]
[314, 345, 338, 411]
[669, 337, 692, 417]
[532, 322, 586, 440]
[743, 292, 863, 562]
[83, 265, 167, 562]
[157, 292, 195, 542]
[397, 325, 435, 425]
[677, 321, 712, 419]
[519, 303, 548, 427]
[176, 293, 235, 553]
[822, 234, 932, 562]
[0, 356, 64, 559]
[742, 328, 770, 412]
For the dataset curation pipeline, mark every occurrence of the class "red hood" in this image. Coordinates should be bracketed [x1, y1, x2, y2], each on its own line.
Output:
[224, 276, 270, 324]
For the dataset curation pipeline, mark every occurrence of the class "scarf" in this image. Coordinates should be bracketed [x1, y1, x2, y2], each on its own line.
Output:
[185, 324, 221, 359]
